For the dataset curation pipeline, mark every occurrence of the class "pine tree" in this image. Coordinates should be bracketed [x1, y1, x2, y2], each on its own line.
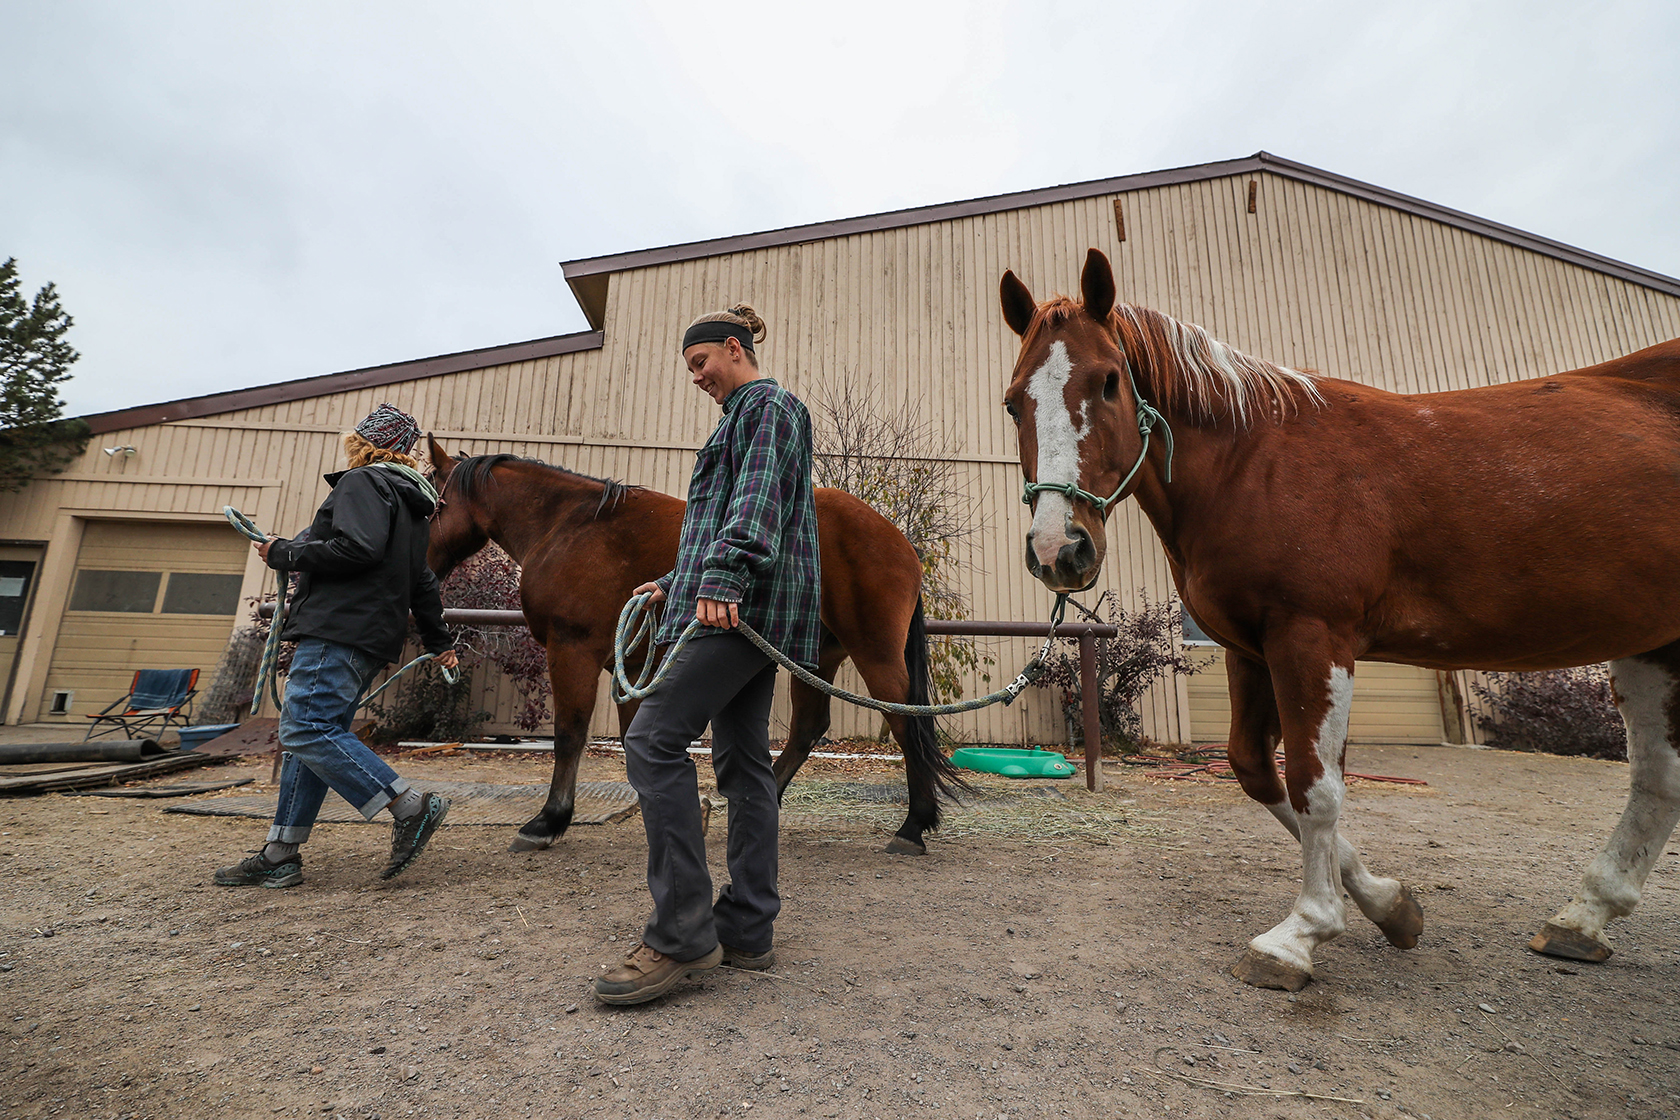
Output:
[0, 257, 89, 491]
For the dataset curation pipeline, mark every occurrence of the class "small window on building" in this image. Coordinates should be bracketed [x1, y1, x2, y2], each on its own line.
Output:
[1181, 604, 1219, 647]
[161, 572, 244, 615]
[68, 570, 161, 613]
[0, 560, 34, 635]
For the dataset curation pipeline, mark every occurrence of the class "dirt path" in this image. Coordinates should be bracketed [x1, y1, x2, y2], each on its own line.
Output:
[2, 743, 1677, 1120]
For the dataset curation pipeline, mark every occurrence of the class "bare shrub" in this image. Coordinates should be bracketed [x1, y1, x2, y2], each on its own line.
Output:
[1032, 591, 1206, 754]
[1470, 665, 1626, 761]
[808, 381, 992, 708]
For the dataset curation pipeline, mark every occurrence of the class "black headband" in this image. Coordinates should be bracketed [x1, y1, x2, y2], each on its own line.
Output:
[682, 320, 756, 353]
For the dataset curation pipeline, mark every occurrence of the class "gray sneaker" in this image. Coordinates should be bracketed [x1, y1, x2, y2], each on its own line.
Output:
[214, 850, 302, 889]
[380, 792, 451, 880]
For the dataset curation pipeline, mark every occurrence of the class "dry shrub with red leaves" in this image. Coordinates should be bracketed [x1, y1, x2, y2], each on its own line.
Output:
[1470, 665, 1626, 761]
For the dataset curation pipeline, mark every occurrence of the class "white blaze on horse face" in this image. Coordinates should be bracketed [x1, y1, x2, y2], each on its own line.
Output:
[1027, 341, 1088, 563]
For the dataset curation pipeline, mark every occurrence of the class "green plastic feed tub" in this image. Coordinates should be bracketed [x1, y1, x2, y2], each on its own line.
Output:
[949, 747, 1076, 779]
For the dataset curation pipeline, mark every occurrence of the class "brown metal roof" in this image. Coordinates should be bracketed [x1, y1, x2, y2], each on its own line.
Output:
[560, 151, 1680, 329]
[82, 331, 603, 435]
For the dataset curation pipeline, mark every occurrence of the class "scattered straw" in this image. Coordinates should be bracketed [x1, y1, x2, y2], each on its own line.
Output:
[777, 778, 1172, 845]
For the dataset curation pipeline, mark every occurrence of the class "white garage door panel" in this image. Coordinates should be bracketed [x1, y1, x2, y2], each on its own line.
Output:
[1187, 651, 1444, 745]
[38, 522, 246, 722]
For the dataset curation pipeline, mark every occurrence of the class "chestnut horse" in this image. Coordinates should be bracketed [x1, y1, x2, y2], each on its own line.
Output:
[422, 438, 961, 855]
[1000, 248, 1680, 990]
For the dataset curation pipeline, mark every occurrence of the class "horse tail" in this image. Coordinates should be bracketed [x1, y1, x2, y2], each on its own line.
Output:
[903, 596, 970, 817]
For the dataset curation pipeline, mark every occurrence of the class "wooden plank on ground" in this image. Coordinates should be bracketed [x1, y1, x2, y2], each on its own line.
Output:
[0, 752, 219, 794]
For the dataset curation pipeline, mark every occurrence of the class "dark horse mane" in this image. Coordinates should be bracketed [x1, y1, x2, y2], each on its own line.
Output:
[1037, 295, 1323, 427]
[448, 453, 641, 518]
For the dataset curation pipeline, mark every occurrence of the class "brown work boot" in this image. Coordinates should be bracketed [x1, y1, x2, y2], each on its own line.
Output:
[721, 944, 775, 971]
[592, 941, 722, 1005]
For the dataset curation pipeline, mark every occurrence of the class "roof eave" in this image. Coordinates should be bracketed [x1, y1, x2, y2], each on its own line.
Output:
[559, 151, 1680, 299]
[81, 330, 604, 435]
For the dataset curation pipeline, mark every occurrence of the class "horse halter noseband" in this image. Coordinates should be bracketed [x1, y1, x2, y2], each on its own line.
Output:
[1020, 348, 1175, 518]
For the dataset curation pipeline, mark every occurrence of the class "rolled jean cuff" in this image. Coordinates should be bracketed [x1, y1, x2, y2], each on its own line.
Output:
[357, 775, 410, 821]
[267, 823, 313, 844]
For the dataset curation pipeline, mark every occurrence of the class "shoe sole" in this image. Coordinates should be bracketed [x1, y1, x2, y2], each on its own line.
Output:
[721, 949, 775, 971]
[593, 948, 723, 1006]
[380, 796, 451, 881]
[214, 866, 302, 888]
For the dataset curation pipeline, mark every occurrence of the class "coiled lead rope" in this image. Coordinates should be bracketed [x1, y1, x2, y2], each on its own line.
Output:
[611, 592, 1066, 715]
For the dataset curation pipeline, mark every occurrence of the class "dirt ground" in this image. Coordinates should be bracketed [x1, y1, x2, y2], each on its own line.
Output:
[2, 740, 1677, 1120]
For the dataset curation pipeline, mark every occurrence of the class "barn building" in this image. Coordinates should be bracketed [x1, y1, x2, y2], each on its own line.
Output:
[5, 152, 1678, 747]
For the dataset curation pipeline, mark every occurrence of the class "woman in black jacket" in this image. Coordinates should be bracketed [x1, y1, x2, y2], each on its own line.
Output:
[214, 404, 458, 888]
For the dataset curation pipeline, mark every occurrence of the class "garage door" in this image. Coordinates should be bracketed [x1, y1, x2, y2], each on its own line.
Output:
[37, 522, 247, 724]
[1187, 650, 1445, 745]
[0, 545, 43, 715]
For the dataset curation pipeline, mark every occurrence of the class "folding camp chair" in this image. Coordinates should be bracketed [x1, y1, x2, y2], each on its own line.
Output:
[84, 668, 200, 741]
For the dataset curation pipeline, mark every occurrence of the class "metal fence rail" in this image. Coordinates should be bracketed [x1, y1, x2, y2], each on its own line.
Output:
[259, 604, 1120, 790]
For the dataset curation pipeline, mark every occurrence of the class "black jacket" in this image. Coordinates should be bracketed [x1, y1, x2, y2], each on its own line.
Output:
[266, 465, 452, 665]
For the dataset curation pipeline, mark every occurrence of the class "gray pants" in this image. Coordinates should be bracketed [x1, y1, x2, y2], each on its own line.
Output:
[625, 631, 780, 961]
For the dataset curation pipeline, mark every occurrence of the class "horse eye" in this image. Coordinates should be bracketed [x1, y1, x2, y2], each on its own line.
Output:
[1004, 401, 1021, 424]
[1102, 372, 1120, 402]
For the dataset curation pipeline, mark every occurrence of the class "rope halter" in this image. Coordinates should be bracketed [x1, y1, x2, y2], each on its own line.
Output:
[1020, 352, 1174, 518]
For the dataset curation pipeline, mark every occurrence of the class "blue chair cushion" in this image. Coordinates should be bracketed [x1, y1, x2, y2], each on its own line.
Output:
[129, 669, 196, 711]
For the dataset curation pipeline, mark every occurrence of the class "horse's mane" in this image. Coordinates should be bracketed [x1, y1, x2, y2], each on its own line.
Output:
[1038, 297, 1322, 426]
[449, 454, 639, 518]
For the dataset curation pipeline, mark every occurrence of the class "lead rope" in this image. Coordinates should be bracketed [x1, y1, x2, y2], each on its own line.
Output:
[611, 592, 1068, 715]
[223, 506, 458, 716]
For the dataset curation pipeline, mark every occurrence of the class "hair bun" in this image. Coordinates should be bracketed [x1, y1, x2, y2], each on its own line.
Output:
[727, 304, 768, 343]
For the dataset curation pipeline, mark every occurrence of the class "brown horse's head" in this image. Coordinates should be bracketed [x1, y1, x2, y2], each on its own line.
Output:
[1000, 248, 1142, 592]
[425, 434, 490, 581]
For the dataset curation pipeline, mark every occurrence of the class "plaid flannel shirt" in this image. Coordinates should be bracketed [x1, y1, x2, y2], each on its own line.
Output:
[655, 379, 823, 669]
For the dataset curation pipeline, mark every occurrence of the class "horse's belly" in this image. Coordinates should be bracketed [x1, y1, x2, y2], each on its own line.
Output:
[1372, 591, 1680, 671]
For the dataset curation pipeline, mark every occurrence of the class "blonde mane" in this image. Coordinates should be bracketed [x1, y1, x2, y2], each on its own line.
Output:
[1037, 297, 1322, 426]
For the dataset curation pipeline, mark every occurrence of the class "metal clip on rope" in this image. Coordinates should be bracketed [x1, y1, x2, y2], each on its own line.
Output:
[223, 505, 458, 717]
[612, 591, 1070, 716]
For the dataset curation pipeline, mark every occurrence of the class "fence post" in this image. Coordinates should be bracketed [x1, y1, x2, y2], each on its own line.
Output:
[1079, 630, 1102, 792]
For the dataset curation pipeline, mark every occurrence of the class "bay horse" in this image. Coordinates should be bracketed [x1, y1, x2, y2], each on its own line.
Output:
[422, 438, 962, 855]
[1000, 248, 1680, 991]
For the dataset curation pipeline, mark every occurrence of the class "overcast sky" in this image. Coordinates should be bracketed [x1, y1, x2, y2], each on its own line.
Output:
[4, 1, 1677, 417]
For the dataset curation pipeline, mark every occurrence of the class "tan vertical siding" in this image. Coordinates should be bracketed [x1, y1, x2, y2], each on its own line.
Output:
[3, 173, 1677, 739]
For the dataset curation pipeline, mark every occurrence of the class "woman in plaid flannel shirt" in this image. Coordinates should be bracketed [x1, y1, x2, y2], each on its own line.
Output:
[594, 304, 823, 1006]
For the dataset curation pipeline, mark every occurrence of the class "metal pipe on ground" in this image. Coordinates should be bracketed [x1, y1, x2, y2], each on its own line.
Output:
[0, 739, 168, 765]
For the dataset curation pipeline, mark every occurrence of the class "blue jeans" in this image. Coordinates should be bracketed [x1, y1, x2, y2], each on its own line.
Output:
[268, 638, 409, 843]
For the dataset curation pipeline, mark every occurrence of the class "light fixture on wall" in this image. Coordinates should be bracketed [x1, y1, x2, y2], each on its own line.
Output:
[102, 446, 137, 458]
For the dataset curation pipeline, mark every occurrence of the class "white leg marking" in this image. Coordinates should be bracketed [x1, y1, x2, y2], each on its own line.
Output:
[1551, 657, 1680, 941]
[1026, 341, 1087, 565]
[1249, 667, 1354, 975]
[1264, 800, 1405, 928]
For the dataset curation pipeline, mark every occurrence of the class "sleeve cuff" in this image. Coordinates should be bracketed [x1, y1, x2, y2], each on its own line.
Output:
[697, 569, 745, 603]
[266, 539, 296, 570]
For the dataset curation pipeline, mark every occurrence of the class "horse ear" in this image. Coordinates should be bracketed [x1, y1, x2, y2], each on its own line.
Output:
[427, 433, 457, 481]
[1081, 248, 1115, 323]
[1000, 270, 1037, 337]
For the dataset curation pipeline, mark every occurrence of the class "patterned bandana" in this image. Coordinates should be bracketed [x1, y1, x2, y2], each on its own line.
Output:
[354, 403, 421, 453]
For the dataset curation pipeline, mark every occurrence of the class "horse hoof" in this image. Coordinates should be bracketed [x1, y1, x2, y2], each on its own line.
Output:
[883, 836, 927, 856]
[1230, 949, 1312, 992]
[508, 833, 553, 853]
[1528, 922, 1612, 963]
[1376, 885, 1424, 949]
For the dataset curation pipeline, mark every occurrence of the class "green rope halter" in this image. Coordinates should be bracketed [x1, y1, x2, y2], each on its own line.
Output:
[1021, 356, 1173, 517]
